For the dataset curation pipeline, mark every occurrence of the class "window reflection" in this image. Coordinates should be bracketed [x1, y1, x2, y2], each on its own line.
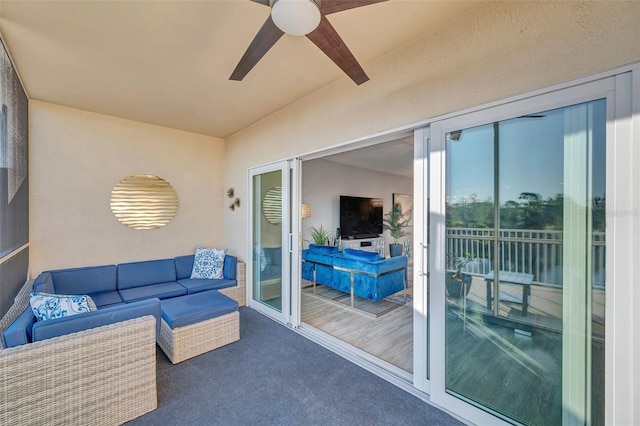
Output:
[445, 99, 605, 425]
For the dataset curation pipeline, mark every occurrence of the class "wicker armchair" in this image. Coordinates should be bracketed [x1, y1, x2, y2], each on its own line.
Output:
[0, 280, 157, 425]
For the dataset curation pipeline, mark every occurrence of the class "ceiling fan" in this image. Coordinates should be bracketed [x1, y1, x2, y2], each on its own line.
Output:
[230, 0, 388, 85]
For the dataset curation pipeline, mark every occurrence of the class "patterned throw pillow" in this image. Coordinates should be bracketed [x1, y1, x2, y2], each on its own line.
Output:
[29, 292, 98, 322]
[254, 244, 268, 272]
[190, 247, 227, 279]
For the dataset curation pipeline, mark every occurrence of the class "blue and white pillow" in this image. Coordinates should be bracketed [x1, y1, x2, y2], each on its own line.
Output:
[30, 292, 97, 322]
[190, 247, 227, 279]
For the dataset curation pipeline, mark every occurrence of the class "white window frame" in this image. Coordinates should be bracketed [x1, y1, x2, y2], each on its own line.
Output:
[427, 71, 636, 424]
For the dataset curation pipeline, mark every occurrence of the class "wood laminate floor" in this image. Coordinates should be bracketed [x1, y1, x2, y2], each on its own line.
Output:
[301, 283, 413, 373]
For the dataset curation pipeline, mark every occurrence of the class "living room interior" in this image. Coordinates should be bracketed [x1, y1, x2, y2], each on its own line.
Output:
[298, 135, 414, 375]
[0, 1, 638, 425]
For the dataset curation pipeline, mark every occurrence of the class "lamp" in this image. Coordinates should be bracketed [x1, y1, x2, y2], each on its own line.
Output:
[271, 0, 321, 36]
[301, 203, 311, 219]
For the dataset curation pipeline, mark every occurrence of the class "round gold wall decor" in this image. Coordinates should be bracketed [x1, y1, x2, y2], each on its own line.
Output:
[110, 174, 179, 230]
[262, 186, 282, 225]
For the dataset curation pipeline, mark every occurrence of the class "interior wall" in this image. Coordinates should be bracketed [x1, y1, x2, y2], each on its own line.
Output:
[30, 101, 226, 275]
[302, 158, 412, 250]
[223, 1, 640, 261]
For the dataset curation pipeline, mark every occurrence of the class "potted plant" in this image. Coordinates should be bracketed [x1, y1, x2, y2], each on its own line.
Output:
[308, 225, 333, 246]
[446, 253, 472, 299]
[383, 202, 410, 257]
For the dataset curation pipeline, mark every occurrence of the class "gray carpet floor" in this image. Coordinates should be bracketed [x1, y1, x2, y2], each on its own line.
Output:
[127, 307, 463, 426]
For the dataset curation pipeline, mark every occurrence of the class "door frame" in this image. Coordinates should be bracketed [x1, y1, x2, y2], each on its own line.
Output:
[412, 126, 430, 393]
[427, 74, 626, 423]
[248, 161, 292, 323]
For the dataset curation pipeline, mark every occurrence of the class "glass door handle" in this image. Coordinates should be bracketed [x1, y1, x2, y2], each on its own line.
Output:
[418, 242, 428, 277]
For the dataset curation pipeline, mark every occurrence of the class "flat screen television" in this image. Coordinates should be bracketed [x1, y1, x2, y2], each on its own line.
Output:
[339, 195, 383, 239]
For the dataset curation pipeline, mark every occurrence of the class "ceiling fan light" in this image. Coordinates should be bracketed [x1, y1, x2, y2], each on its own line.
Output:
[271, 0, 321, 36]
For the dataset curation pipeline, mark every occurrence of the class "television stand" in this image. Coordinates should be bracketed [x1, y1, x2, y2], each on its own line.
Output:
[342, 236, 385, 257]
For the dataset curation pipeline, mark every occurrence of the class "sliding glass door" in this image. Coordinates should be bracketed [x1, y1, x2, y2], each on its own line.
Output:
[428, 78, 614, 424]
[249, 162, 291, 322]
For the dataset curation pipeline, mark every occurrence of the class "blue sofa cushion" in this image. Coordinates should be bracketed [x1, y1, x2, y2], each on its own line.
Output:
[223, 255, 237, 280]
[117, 259, 176, 290]
[161, 290, 238, 329]
[342, 248, 382, 262]
[88, 290, 124, 308]
[119, 282, 187, 303]
[190, 247, 227, 279]
[32, 272, 54, 294]
[2, 307, 36, 347]
[301, 248, 335, 266]
[308, 244, 339, 255]
[29, 292, 97, 322]
[333, 253, 407, 275]
[174, 255, 195, 280]
[32, 298, 162, 342]
[176, 278, 236, 294]
[47, 265, 117, 295]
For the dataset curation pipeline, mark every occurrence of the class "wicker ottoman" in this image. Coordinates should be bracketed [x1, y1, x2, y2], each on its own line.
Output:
[157, 290, 239, 364]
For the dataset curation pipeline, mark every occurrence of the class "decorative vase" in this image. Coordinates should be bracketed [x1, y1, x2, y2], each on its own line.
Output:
[389, 243, 403, 257]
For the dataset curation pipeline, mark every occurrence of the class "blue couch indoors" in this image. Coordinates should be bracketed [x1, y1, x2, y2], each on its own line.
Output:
[2, 254, 240, 348]
[301, 245, 407, 302]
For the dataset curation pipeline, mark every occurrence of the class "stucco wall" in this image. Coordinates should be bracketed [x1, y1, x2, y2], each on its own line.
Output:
[30, 101, 225, 275]
[223, 1, 640, 261]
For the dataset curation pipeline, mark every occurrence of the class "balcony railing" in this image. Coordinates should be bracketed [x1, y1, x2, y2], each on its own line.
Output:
[446, 227, 605, 288]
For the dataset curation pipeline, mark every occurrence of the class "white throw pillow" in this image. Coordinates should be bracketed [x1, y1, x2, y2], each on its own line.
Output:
[190, 247, 227, 279]
[30, 292, 97, 322]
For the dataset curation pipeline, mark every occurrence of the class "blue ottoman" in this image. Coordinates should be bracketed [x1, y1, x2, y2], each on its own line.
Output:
[157, 290, 239, 364]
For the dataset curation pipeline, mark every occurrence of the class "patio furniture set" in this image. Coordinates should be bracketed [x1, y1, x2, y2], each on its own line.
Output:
[0, 250, 246, 424]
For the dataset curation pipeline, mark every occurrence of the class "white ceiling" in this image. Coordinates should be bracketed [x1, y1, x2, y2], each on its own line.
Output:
[0, 0, 483, 139]
[322, 135, 414, 177]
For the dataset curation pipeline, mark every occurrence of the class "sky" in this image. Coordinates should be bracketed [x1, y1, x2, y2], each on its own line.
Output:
[446, 98, 607, 206]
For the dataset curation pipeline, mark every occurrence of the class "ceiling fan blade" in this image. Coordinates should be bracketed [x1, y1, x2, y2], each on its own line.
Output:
[249, 0, 270, 5]
[230, 16, 284, 81]
[321, 0, 388, 15]
[306, 16, 369, 85]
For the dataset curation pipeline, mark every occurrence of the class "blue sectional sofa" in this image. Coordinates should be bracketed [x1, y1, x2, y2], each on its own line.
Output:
[2, 254, 242, 348]
[301, 245, 407, 302]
